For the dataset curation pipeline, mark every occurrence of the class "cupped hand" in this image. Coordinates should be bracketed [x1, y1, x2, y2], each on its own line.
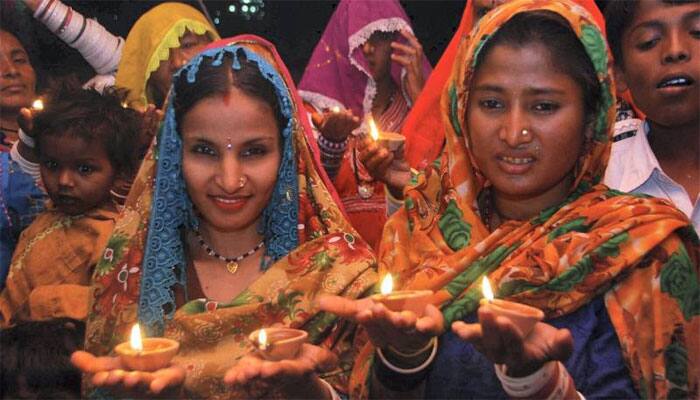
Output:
[451, 307, 574, 377]
[70, 350, 185, 395]
[223, 343, 337, 398]
[357, 137, 411, 195]
[391, 30, 426, 103]
[319, 295, 444, 354]
[318, 109, 360, 142]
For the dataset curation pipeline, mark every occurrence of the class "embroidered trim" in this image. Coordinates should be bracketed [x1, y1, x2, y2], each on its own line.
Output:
[347, 18, 412, 115]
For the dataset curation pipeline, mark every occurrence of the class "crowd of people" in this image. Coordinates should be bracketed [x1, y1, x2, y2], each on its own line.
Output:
[0, 0, 697, 399]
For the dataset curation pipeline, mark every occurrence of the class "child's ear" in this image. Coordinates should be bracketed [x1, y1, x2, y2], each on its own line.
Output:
[613, 64, 629, 94]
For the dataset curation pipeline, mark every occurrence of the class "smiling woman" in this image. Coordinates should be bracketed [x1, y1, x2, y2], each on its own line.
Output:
[73, 36, 377, 399]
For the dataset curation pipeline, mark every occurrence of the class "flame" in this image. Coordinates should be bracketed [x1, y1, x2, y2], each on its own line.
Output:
[31, 99, 44, 111]
[380, 273, 393, 295]
[258, 329, 268, 350]
[130, 324, 143, 352]
[331, 106, 340, 113]
[368, 117, 379, 141]
[481, 277, 494, 301]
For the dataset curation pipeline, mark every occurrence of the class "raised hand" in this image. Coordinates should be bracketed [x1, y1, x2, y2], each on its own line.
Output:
[317, 109, 360, 143]
[391, 30, 426, 103]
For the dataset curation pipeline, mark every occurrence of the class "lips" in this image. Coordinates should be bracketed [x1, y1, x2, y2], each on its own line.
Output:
[209, 195, 250, 212]
[496, 154, 536, 174]
[1, 83, 27, 93]
[656, 74, 695, 89]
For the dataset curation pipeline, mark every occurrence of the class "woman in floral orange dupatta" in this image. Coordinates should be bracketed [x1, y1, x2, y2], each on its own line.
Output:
[321, 1, 699, 398]
[71, 36, 377, 399]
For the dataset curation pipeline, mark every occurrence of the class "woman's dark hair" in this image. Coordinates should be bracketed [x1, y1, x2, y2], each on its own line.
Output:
[174, 50, 285, 132]
[473, 11, 601, 126]
[32, 85, 142, 178]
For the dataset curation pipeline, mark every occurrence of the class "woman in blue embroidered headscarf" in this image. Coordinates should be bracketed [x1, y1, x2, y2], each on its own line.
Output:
[70, 35, 377, 399]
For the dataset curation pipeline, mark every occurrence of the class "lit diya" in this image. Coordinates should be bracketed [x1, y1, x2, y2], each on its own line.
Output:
[371, 273, 433, 317]
[114, 324, 180, 371]
[31, 99, 44, 111]
[479, 277, 544, 337]
[249, 327, 308, 361]
[368, 117, 404, 160]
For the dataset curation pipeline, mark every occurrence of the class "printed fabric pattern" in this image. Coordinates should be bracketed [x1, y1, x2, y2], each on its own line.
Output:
[349, 1, 700, 399]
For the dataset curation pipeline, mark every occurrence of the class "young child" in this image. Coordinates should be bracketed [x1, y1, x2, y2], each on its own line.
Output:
[604, 0, 699, 234]
[0, 87, 141, 326]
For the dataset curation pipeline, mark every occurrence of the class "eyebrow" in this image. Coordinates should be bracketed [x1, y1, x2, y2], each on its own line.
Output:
[630, 9, 700, 35]
[472, 84, 567, 95]
[10, 49, 27, 58]
[187, 135, 276, 146]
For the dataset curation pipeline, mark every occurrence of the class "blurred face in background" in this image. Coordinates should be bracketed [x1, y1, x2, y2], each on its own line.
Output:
[0, 30, 36, 114]
[148, 30, 211, 101]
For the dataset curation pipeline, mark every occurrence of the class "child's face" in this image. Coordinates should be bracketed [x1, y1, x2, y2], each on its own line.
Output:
[617, 1, 699, 128]
[39, 134, 117, 215]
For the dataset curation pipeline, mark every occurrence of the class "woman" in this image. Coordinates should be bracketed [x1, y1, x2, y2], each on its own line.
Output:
[321, 1, 699, 398]
[0, 29, 37, 149]
[0, 28, 46, 286]
[298, 0, 432, 250]
[115, 2, 219, 110]
[72, 36, 377, 398]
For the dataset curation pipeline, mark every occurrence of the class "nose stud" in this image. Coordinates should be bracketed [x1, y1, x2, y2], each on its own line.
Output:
[521, 129, 530, 137]
[239, 176, 247, 188]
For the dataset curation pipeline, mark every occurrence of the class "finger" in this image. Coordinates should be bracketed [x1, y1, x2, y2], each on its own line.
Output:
[150, 366, 185, 394]
[122, 371, 148, 388]
[71, 351, 123, 373]
[390, 41, 417, 57]
[390, 54, 414, 68]
[318, 295, 369, 319]
[451, 321, 483, 341]
[416, 304, 444, 335]
[399, 29, 421, 48]
[548, 328, 574, 362]
[103, 369, 128, 386]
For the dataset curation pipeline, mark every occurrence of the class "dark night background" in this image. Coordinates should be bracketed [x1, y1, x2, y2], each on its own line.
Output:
[1, 0, 611, 86]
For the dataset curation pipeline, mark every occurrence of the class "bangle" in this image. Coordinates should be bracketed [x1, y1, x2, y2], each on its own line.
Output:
[386, 337, 435, 358]
[376, 336, 438, 375]
[18, 128, 35, 148]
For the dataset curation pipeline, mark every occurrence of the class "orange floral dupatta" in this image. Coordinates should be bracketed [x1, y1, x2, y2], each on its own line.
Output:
[84, 36, 377, 398]
[351, 1, 700, 398]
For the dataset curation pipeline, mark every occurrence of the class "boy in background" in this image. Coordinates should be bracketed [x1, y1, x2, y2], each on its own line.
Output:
[604, 0, 699, 233]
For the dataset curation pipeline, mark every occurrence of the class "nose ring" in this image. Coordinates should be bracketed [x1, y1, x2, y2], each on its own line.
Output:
[521, 129, 530, 137]
[239, 176, 247, 188]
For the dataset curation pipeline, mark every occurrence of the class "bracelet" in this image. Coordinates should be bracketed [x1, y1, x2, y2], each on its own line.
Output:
[495, 361, 578, 400]
[386, 337, 436, 358]
[18, 128, 35, 148]
[56, 6, 72, 35]
[376, 336, 438, 375]
[318, 134, 349, 152]
[34, 0, 55, 20]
